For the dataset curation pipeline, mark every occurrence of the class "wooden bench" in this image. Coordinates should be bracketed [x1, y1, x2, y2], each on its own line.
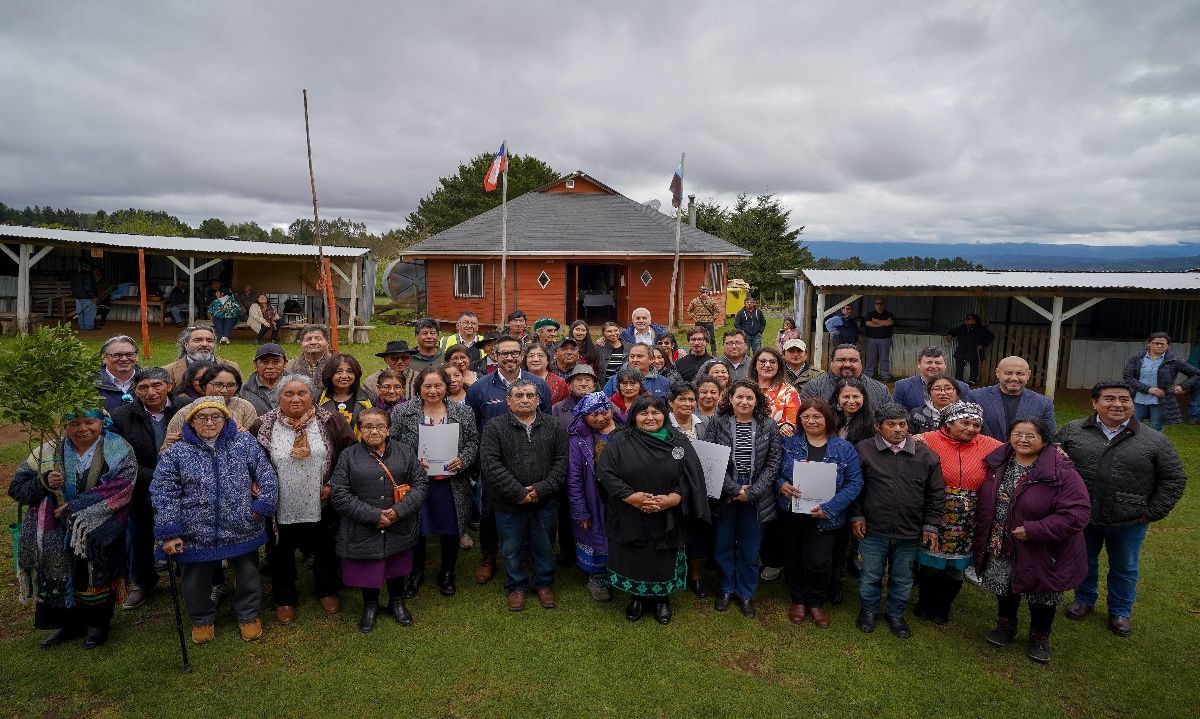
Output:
[30, 279, 73, 319]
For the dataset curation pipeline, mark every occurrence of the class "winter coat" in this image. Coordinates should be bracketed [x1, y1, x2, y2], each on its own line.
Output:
[774, 433, 863, 530]
[850, 434, 945, 540]
[152, 420, 279, 563]
[566, 414, 608, 552]
[620, 322, 668, 346]
[968, 385, 1057, 441]
[166, 396, 260, 442]
[239, 373, 276, 416]
[799, 372, 892, 409]
[734, 307, 766, 337]
[1122, 350, 1200, 425]
[110, 399, 180, 503]
[596, 342, 627, 381]
[480, 410, 568, 514]
[698, 413, 782, 523]
[1055, 415, 1187, 527]
[95, 366, 139, 412]
[465, 370, 552, 431]
[947, 323, 993, 360]
[389, 398, 479, 534]
[972, 444, 1090, 594]
[329, 440, 427, 559]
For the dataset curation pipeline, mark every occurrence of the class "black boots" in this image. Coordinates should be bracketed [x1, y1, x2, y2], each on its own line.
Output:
[436, 570, 456, 597]
[359, 602, 379, 633]
[389, 598, 414, 626]
[986, 616, 1019, 647]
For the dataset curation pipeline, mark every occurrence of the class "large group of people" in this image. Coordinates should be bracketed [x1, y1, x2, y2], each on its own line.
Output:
[9, 306, 1191, 667]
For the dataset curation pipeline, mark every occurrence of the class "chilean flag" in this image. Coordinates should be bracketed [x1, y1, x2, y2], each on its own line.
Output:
[483, 142, 507, 192]
[669, 161, 683, 208]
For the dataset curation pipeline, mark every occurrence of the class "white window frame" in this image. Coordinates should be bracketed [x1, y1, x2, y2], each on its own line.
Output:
[453, 263, 484, 298]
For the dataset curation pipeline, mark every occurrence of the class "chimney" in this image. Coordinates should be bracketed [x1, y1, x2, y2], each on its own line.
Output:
[687, 194, 696, 226]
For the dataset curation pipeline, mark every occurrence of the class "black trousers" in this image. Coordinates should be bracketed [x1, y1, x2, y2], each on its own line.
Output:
[955, 356, 981, 384]
[361, 578, 406, 605]
[555, 496, 576, 561]
[998, 593, 1055, 633]
[781, 512, 837, 606]
[760, 516, 786, 568]
[412, 535, 461, 575]
[268, 513, 340, 606]
[827, 524, 854, 595]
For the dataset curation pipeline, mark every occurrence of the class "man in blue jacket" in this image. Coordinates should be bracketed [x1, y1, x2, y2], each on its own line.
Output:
[734, 297, 767, 351]
[892, 347, 970, 411]
[619, 307, 666, 347]
[969, 356, 1056, 440]
[601, 343, 672, 398]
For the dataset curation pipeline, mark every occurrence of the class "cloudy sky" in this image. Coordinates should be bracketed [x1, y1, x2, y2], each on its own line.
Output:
[2, 1, 1197, 246]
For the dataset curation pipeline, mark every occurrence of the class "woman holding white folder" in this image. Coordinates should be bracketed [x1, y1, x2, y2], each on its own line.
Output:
[775, 397, 864, 629]
[391, 367, 479, 599]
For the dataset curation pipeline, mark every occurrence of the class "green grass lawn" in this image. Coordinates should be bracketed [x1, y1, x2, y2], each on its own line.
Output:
[0, 329, 1197, 718]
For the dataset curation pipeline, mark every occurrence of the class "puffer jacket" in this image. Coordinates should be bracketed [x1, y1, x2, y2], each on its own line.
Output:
[774, 433, 863, 530]
[1121, 350, 1200, 426]
[973, 444, 1090, 594]
[1056, 414, 1187, 526]
[698, 413, 781, 523]
[151, 420, 279, 563]
[329, 440, 427, 560]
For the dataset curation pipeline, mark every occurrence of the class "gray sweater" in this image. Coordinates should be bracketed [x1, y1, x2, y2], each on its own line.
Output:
[480, 411, 568, 514]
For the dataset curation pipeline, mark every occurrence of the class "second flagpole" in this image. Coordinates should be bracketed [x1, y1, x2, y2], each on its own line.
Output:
[500, 140, 509, 324]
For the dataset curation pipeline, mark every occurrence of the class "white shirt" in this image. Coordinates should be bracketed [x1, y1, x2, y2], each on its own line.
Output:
[633, 330, 654, 345]
[271, 421, 328, 525]
[1095, 414, 1130, 441]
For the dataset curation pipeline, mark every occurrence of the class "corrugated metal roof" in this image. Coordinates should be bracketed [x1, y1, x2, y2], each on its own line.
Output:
[800, 269, 1200, 291]
[0, 225, 369, 258]
[403, 187, 751, 258]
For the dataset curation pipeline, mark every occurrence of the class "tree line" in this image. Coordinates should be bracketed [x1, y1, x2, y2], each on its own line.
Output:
[1, 150, 980, 298]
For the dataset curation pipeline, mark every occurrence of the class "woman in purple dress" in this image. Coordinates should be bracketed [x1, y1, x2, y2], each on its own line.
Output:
[566, 392, 620, 603]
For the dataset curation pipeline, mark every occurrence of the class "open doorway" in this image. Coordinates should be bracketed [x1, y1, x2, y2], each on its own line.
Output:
[567, 263, 623, 324]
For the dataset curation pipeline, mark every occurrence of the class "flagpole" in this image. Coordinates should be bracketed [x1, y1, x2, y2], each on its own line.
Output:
[500, 140, 509, 325]
[669, 152, 685, 328]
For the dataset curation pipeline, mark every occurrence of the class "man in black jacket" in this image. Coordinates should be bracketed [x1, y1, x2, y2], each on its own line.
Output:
[850, 402, 944, 639]
[480, 379, 568, 612]
[109, 367, 180, 609]
[1057, 381, 1188, 637]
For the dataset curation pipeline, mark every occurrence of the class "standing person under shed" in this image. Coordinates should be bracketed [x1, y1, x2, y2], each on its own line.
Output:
[800, 344, 891, 409]
[734, 297, 767, 352]
[969, 356, 1057, 440]
[862, 298, 895, 381]
[284, 325, 332, 384]
[161, 324, 241, 389]
[70, 261, 99, 331]
[1057, 381, 1188, 638]
[687, 286, 722, 355]
[824, 304, 859, 350]
[1121, 332, 1199, 431]
[946, 313, 993, 385]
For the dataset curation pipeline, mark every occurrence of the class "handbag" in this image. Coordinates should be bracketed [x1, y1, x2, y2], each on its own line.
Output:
[367, 448, 410, 504]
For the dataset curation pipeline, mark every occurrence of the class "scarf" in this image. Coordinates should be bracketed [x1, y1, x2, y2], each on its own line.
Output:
[260, 302, 278, 323]
[639, 426, 670, 441]
[282, 407, 317, 459]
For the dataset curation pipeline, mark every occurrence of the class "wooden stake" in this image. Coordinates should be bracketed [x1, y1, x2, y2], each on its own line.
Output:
[303, 89, 338, 351]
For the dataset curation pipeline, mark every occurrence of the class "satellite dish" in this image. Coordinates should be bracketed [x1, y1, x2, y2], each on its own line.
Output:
[383, 257, 425, 303]
[644, 198, 661, 211]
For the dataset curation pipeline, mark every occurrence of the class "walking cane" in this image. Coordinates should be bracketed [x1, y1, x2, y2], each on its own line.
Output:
[166, 554, 192, 673]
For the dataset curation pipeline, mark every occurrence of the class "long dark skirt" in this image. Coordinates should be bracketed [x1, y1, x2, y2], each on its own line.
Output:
[607, 543, 687, 598]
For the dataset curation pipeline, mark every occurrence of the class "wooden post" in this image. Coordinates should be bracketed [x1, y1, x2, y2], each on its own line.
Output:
[188, 257, 196, 323]
[813, 291, 827, 365]
[138, 249, 151, 360]
[347, 259, 358, 345]
[1044, 296, 1064, 399]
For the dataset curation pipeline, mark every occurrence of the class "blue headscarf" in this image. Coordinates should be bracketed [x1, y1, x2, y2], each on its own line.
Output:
[573, 391, 612, 417]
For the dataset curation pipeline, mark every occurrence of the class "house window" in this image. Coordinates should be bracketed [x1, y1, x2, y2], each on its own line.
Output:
[453, 263, 484, 298]
[708, 263, 726, 292]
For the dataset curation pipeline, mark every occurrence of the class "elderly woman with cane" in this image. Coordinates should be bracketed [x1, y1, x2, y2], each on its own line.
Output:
[10, 408, 137, 649]
[152, 398, 279, 644]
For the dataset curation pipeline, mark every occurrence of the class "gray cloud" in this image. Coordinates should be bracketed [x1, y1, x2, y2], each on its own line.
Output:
[0, 0, 1197, 248]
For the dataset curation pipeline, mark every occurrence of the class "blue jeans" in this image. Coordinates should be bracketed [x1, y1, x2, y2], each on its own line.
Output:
[858, 532, 919, 618]
[714, 501, 764, 599]
[495, 500, 558, 592]
[1074, 523, 1148, 617]
[168, 304, 186, 324]
[865, 338, 893, 380]
[745, 334, 762, 352]
[213, 316, 237, 340]
[1133, 403, 1163, 431]
[75, 299, 97, 330]
[1190, 389, 1200, 421]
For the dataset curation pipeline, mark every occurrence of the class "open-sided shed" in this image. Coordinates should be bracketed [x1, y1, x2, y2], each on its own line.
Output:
[0, 225, 375, 341]
[793, 269, 1200, 397]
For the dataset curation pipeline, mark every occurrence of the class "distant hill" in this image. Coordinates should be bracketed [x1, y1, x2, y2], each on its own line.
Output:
[804, 240, 1200, 271]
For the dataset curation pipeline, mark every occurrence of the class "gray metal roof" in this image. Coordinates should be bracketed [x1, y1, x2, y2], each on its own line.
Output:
[801, 269, 1200, 291]
[403, 190, 751, 258]
[0, 225, 369, 259]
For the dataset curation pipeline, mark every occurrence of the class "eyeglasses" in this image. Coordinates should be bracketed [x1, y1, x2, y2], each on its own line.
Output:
[106, 352, 138, 360]
[206, 382, 238, 390]
[1010, 432, 1041, 441]
[192, 413, 226, 424]
[497, 350, 521, 357]
[756, 359, 778, 366]
[359, 425, 389, 433]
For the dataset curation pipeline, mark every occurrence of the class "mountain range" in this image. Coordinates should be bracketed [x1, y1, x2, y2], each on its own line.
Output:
[803, 240, 1200, 271]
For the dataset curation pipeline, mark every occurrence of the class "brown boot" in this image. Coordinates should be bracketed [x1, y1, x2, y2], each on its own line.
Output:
[275, 605, 296, 625]
[788, 603, 807, 625]
[238, 618, 263, 642]
[507, 590, 526, 612]
[191, 624, 215, 645]
[810, 606, 831, 629]
[536, 586, 557, 609]
[318, 595, 340, 615]
[475, 557, 497, 584]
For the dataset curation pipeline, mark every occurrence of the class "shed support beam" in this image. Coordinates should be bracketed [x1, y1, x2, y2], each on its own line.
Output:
[1014, 295, 1106, 399]
[167, 256, 222, 324]
[4, 243, 53, 334]
[812, 293, 827, 365]
[347, 260, 359, 344]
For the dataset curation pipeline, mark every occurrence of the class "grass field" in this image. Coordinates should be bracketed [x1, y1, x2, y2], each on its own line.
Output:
[0, 323, 1197, 718]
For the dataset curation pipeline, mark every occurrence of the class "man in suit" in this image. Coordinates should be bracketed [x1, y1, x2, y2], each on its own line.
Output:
[969, 356, 1056, 440]
[892, 347, 970, 411]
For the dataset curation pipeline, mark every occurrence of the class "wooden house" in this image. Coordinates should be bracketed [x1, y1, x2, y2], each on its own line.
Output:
[401, 171, 750, 328]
